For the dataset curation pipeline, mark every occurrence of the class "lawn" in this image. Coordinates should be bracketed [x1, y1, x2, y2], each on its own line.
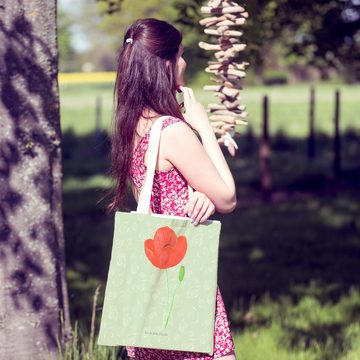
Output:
[59, 81, 360, 137]
[59, 80, 360, 359]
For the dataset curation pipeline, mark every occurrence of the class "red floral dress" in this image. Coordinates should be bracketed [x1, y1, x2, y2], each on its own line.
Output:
[128, 115, 236, 359]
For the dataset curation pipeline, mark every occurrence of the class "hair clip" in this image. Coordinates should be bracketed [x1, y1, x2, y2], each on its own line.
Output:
[126, 38, 134, 44]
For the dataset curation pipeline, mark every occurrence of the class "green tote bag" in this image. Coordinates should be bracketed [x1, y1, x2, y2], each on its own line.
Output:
[97, 115, 221, 355]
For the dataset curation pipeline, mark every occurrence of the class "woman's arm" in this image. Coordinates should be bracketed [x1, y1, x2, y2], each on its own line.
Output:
[161, 86, 237, 214]
[161, 121, 237, 213]
[197, 125, 236, 205]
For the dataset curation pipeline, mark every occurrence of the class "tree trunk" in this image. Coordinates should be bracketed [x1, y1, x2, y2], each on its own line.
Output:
[0, 0, 71, 359]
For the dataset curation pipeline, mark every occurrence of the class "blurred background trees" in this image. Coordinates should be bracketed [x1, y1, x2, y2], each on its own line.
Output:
[58, 0, 360, 83]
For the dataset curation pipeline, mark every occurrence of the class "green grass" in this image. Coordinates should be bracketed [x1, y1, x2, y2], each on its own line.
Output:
[60, 83, 115, 135]
[239, 84, 360, 137]
[232, 289, 360, 360]
[59, 81, 360, 137]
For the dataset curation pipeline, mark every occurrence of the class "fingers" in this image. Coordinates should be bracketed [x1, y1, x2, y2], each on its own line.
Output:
[187, 87, 196, 102]
[192, 200, 210, 225]
[184, 191, 215, 226]
[179, 86, 190, 109]
[198, 203, 215, 224]
[185, 191, 199, 220]
[179, 86, 195, 106]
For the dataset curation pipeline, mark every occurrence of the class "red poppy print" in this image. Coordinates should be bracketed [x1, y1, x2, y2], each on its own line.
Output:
[144, 226, 187, 329]
[144, 226, 187, 269]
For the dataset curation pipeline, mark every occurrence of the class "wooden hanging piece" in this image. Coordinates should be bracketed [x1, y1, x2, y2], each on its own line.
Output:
[199, 0, 249, 156]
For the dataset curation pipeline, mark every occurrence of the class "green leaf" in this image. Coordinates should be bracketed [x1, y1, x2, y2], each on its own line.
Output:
[178, 266, 185, 282]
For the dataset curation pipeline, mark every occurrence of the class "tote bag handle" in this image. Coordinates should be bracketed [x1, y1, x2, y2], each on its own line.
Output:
[137, 115, 194, 214]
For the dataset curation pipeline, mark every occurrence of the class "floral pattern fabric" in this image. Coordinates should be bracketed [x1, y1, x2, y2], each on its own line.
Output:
[128, 115, 235, 359]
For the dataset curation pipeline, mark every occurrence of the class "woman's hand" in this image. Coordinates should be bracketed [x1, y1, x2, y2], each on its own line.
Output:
[183, 190, 216, 225]
[179, 86, 212, 134]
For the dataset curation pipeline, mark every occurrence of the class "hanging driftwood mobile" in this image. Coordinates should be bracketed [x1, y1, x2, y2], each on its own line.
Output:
[199, 0, 249, 156]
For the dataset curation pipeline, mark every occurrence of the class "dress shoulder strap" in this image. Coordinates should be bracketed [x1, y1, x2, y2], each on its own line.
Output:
[159, 115, 184, 131]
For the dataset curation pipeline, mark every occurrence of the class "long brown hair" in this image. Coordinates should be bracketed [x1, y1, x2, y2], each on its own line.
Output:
[106, 18, 186, 213]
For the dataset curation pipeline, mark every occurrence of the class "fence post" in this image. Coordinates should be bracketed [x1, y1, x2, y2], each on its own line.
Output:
[93, 94, 103, 153]
[333, 90, 341, 177]
[308, 86, 315, 158]
[95, 94, 102, 135]
[259, 95, 272, 201]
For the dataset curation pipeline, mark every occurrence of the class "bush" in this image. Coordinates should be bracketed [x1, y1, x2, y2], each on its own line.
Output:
[264, 70, 289, 85]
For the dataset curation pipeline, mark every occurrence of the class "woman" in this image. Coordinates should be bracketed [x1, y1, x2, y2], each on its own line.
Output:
[107, 18, 237, 360]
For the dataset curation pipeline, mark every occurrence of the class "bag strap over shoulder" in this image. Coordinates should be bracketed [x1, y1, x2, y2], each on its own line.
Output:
[136, 115, 194, 214]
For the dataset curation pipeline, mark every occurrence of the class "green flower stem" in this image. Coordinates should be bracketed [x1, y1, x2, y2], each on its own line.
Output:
[163, 266, 185, 329]
[163, 281, 181, 329]
[163, 269, 170, 325]
[166, 269, 170, 303]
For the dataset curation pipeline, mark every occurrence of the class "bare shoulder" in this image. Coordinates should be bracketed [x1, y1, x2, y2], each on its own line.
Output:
[161, 117, 199, 155]
[161, 118, 204, 165]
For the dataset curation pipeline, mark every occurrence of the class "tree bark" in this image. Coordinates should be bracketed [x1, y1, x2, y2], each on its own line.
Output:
[0, 0, 71, 359]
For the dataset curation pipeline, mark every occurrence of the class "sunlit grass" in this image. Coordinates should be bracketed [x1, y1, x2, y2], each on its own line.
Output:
[55, 286, 360, 359]
[62, 175, 111, 192]
[59, 79, 360, 137]
[232, 289, 360, 360]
